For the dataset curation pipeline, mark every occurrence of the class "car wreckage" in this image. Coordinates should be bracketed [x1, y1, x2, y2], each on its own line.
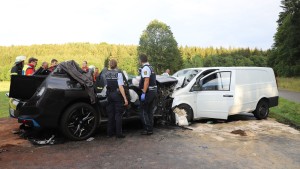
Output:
[8, 61, 278, 141]
[8, 60, 178, 140]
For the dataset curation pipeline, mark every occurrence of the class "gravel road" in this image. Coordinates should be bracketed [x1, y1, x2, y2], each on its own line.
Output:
[0, 115, 299, 169]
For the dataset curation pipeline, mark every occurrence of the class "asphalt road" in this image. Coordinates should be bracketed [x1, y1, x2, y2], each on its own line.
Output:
[0, 115, 299, 169]
[278, 89, 300, 103]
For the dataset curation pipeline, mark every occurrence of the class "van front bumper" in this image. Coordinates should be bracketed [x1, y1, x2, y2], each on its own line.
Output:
[269, 96, 279, 107]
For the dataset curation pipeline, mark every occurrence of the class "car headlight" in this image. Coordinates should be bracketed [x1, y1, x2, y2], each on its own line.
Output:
[37, 87, 46, 97]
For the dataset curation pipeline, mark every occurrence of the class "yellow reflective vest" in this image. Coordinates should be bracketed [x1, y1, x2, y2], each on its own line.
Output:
[22, 65, 32, 76]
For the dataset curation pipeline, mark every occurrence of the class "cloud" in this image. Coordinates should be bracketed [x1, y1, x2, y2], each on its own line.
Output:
[0, 0, 281, 49]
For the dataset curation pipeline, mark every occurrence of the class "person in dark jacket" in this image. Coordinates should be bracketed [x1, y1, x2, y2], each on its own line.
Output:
[138, 54, 157, 135]
[11, 56, 26, 76]
[105, 59, 128, 138]
[35, 62, 50, 75]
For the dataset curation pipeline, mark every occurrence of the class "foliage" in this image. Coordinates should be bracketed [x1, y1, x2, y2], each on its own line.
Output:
[0, 43, 269, 80]
[269, 0, 300, 77]
[277, 77, 300, 92]
[270, 97, 300, 129]
[0, 81, 10, 118]
[0, 43, 138, 80]
[138, 20, 183, 74]
[0, 91, 9, 118]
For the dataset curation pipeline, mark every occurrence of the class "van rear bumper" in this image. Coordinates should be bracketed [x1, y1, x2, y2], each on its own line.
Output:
[269, 96, 279, 107]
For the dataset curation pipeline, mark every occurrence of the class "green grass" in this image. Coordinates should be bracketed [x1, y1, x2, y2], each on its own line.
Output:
[277, 77, 300, 92]
[270, 97, 300, 129]
[0, 81, 10, 118]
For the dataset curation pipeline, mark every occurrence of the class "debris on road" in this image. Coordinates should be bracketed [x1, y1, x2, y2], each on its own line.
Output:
[29, 135, 56, 145]
[206, 121, 214, 124]
[231, 129, 248, 136]
[0, 148, 8, 153]
[173, 107, 189, 126]
[86, 137, 94, 142]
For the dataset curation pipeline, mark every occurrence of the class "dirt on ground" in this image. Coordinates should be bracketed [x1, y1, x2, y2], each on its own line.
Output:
[0, 114, 299, 169]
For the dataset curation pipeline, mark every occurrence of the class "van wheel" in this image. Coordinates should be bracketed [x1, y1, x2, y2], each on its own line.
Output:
[254, 100, 269, 120]
[177, 104, 193, 122]
[60, 103, 99, 141]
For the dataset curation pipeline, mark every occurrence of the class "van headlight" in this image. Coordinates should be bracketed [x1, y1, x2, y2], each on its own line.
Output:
[37, 87, 46, 97]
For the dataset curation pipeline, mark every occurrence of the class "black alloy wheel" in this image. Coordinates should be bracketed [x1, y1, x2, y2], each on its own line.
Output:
[60, 103, 99, 141]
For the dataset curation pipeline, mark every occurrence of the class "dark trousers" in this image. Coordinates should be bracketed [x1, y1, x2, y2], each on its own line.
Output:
[140, 90, 157, 132]
[106, 92, 124, 136]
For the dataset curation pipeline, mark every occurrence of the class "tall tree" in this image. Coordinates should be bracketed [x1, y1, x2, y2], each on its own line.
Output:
[138, 20, 182, 74]
[269, 0, 300, 76]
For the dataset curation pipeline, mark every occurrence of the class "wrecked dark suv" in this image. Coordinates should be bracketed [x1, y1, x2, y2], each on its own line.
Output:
[8, 60, 177, 141]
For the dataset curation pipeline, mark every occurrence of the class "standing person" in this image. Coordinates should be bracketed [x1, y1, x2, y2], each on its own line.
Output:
[105, 59, 128, 138]
[22, 57, 38, 76]
[48, 59, 58, 72]
[162, 69, 170, 76]
[82, 61, 89, 72]
[93, 67, 99, 82]
[139, 54, 157, 135]
[35, 62, 50, 75]
[11, 56, 26, 75]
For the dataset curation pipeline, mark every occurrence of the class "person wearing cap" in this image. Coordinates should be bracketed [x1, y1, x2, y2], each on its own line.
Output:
[23, 57, 38, 76]
[11, 56, 26, 76]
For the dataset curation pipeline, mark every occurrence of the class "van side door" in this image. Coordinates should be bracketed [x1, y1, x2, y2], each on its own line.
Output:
[193, 71, 234, 119]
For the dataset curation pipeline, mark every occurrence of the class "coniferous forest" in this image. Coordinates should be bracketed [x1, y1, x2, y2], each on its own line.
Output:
[0, 43, 268, 81]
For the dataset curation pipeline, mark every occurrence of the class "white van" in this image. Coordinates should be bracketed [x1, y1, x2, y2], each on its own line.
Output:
[171, 67, 279, 121]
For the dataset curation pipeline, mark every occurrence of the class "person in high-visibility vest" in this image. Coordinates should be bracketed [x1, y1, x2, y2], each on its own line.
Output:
[11, 56, 26, 76]
[22, 57, 38, 76]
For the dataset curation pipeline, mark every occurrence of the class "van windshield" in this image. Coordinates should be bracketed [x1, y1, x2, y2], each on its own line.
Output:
[172, 69, 201, 87]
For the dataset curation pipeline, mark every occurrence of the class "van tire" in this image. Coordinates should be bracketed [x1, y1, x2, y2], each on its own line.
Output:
[60, 103, 99, 141]
[177, 104, 193, 122]
[254, 100, 269, 120]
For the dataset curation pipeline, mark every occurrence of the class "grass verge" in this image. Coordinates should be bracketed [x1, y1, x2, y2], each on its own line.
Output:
[0, 81, 10, 118]
[277, 77, 300, 92]
[270, 97, 300, 129]
[0, 91, 9, 118]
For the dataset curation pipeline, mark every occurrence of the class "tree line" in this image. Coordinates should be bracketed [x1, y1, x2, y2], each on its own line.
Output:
[268, 0, 300, 77]
[0, 43, 268, 81]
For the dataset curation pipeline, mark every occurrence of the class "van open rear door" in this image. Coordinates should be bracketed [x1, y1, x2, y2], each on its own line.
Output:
[9, 75, 46, 100]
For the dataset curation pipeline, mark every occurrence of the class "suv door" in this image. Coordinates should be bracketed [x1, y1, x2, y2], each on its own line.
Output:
[193, 71, 234, 119]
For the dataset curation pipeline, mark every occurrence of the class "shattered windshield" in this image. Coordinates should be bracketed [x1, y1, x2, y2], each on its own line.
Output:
[172, 69, 201, 87]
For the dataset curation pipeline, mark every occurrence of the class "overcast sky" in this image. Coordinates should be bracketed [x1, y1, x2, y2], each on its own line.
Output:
[0, 0, 281, 49]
